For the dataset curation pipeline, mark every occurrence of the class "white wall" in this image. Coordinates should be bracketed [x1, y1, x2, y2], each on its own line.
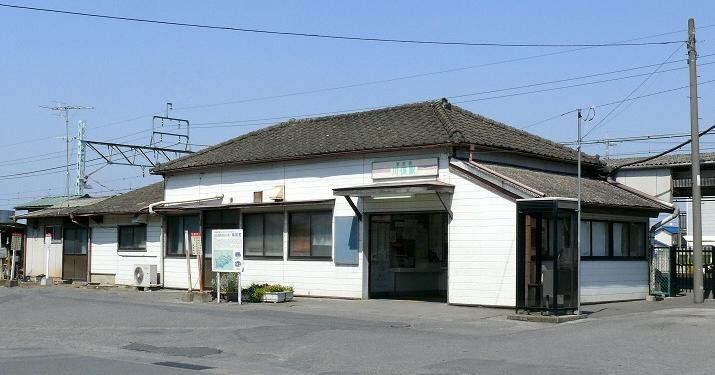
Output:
[163, 149, 451, 298]
[89, 215, 162, 286]
[24, 218, 63, 278]
[447, 166, 517, 307]
[615, 168, 672, 202]
[581, 261, 648, 303]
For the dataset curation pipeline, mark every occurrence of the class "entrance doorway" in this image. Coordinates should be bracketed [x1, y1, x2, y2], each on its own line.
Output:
[368, 212, 448, 301]
[62, 227, 88, 281]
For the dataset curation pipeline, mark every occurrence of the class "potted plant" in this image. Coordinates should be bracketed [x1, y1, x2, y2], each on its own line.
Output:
[242, 283, 294, 303]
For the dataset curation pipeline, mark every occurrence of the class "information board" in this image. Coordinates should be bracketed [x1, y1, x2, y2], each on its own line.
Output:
[211, 229, 243, 273]
[11, 232, 22, 252]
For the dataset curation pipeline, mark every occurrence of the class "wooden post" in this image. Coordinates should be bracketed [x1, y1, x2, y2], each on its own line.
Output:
[184, 230, 192, 293]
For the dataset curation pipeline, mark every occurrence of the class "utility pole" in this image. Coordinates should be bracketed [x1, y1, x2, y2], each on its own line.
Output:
[688, 18, 704, 304]
[576, 109, 583, 315]
[43, 104, 93, 204]
[76, 120, 87, 196]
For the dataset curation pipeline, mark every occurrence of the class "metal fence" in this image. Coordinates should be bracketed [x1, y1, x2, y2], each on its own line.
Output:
[651, 246, 714, 297]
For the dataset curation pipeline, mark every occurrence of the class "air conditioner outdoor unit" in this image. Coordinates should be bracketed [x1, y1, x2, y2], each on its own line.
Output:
[133, 264, 158, 288]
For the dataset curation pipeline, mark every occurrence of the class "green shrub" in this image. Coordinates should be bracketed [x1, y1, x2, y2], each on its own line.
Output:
[241, 283, 293, 302]
[211, 275, 238, 295]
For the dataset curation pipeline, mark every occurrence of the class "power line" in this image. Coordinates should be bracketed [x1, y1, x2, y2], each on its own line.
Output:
[0, 3, 685, 48]
[190, 77, 715, 132]
[583, 43, 685, 138]
[520, 78, 715, 130]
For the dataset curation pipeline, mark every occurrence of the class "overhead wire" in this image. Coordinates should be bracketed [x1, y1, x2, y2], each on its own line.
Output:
[583, 42, 686, 138]
[0, 3, 685, 48]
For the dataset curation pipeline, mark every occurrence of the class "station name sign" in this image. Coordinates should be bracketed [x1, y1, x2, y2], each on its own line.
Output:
[372, 158, 439, 179]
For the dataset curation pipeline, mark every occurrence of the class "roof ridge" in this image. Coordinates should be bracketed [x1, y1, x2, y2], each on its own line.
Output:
[448, 105, 602, 165]
[432, 99, 464, 143]
[154, 99, 444, 173]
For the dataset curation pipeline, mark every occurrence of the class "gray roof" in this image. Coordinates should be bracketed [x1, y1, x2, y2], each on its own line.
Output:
[73, 182, 164, 215]
[17, 197, 109, 219]
[609, 152, 715, 169]
[14, 195, 83, 210]
[455, 161, 670, 211]
[153, 100, 601, 174]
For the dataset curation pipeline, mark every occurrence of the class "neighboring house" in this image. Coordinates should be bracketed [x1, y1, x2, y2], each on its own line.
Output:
[611, 153, 715, 247]
[16, 196, 108, 281]
[70, 182, 164, 286]
[145, 99, 670, 306]
[654, 226, 682, 247]
[1, 210, 25, 280]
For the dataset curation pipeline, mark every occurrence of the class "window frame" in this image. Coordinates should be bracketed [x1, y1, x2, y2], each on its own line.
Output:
[580, 220, 647, 260]
[46, 225, 62, 244]
[62, 227, 87, 255]
[117, 224, 147, 252]
[288, 210, 333, 260]
[165, 214, 200, 258]
[242, 212, 284, 259]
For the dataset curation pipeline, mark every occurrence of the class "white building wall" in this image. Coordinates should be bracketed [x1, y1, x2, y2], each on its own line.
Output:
[24, 224, 45, 277]
[615, 168, 672, 202]
[581, 261, 648, 303]
[447, 167, 517, 307]
[686, 200, 715, 245]
[163, 149, 451, 298]
[89, 215, 162, 286]
[23, 218, 63, 278]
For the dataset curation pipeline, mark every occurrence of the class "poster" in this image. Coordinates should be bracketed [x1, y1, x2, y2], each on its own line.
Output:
[211, 229, 243, 273]
[190, 231, 202, 256]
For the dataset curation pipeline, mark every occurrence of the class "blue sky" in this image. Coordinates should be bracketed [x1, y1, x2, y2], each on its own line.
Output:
[2, 1, 715, 209]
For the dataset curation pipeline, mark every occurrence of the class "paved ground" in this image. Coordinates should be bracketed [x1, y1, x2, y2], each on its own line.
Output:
[1, 285, 715, 374]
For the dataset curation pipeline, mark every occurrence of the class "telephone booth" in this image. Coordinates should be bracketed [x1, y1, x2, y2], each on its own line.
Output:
[516, 199, 579, 315]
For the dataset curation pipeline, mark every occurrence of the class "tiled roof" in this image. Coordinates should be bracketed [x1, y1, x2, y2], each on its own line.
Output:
[153, 100, 601, 173]
[73, 182, 164, 215]
[457, 161, 670, 211]
[609, 152, 715, 169]
[14, 195, 83, 210]
[16, 197, 109, 219]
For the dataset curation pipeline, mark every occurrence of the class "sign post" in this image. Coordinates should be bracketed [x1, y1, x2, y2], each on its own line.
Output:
[183, 230, 193, 302]
[9, 232, 22, 281]
[211, 229, 243, 304]
[190, 231, 202, 290]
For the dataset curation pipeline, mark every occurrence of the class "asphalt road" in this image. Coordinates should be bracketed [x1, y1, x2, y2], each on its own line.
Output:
[1, 285, 714, 374]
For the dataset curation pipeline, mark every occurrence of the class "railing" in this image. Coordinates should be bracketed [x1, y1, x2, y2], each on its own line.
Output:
[673, 246, 714, 293]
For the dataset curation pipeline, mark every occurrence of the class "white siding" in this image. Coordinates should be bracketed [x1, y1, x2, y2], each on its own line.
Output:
[581, 261, 648, 303]
[615, 168, 672, 202]
[164, 149, 451, 298]
[24, 218, 63, 278]
[447, 167, 517, 307]
[89, 215, 162, 286]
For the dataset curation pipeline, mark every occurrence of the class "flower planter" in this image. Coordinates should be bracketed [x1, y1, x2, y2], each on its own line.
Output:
[284, 291, 294, 301]
[261, 291, 286, 303]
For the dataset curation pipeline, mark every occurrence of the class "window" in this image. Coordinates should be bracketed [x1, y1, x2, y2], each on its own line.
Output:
[118, 225, 147, 251]
[579, 220, 646, 258]
[166, 215, 200, 256]
[46, 225, 62, 243]
[289, 211, 332, 259]
[579, 221, 591, 256]
[244, 213, 284, 258]
[203, 209, 240, 257]
[63, 227, 87, 255]
[591, 221, 609, 257]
